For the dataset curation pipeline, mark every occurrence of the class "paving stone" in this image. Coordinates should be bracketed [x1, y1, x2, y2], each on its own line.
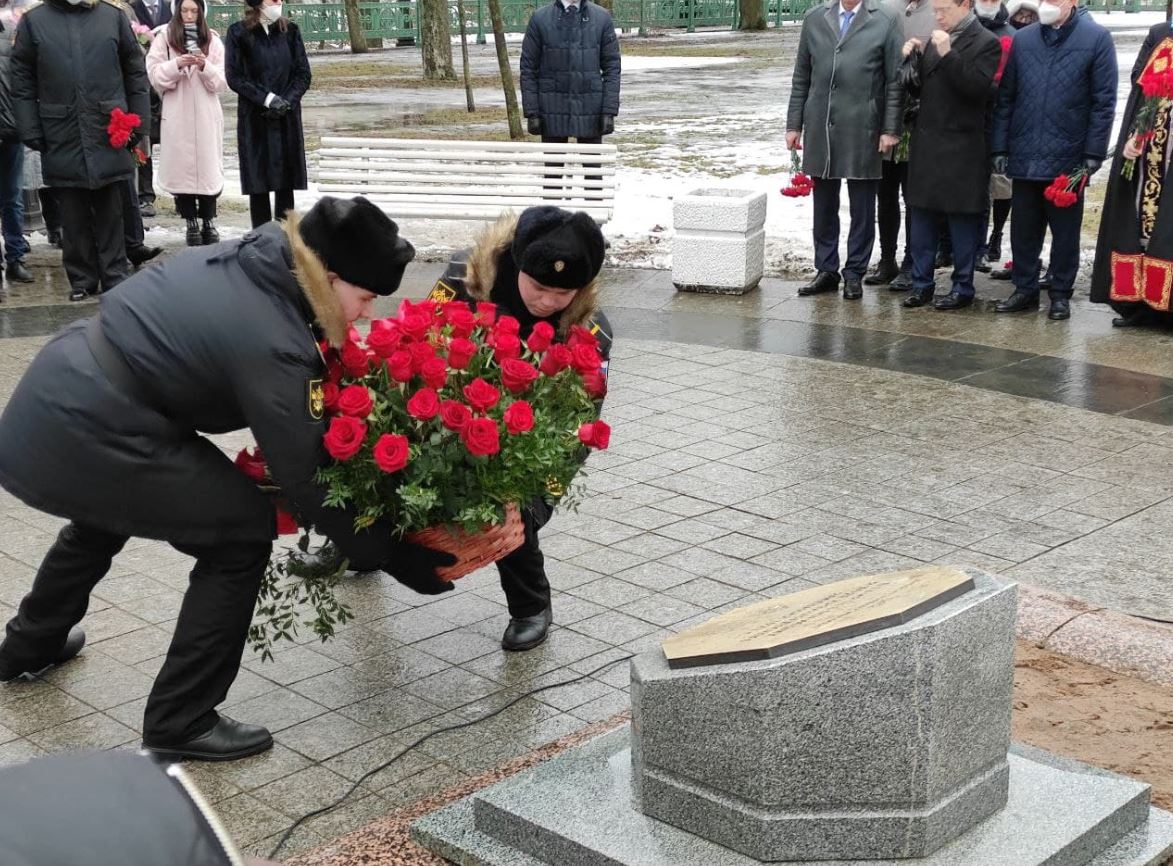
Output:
[567, 576, 653, 608]
[26, 713, 137, 751]
[336, 690, 446, 735]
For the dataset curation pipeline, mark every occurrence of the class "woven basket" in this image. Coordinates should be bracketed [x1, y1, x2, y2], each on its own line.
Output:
[405, 503, 525, 581]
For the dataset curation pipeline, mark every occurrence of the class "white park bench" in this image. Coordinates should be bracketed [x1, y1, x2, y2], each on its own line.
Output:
[316, 137, 618, 223]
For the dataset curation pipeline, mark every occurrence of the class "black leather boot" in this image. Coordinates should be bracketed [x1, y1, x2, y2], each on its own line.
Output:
[1048, 297, 1071, 320]
[201, 219, 220, 245]
[863, 260, 899, 286]
[797, 271, 841, 296]
[185, 218, 201, 247]
[0, 626, 86, 681]
[143, 715, 273, 762]
[502, 606, 552, 651]
[987, 231, 1002, 263]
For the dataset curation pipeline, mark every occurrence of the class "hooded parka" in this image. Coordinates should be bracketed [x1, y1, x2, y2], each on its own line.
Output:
[10, 0, 150, 188]
[0, 218, 394, 569]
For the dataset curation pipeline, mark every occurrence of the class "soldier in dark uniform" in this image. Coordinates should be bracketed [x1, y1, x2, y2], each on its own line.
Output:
[429, 206, 612, 651]
[0, 196, 454, 762]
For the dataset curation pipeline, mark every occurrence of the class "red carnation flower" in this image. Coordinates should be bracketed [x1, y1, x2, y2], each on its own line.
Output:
[372, 433, 410, 473]
[463, 377, 500, 413]
[323, 415, 367, 461]
[503, 400, 534, 435]
[407, 387, 441, 421]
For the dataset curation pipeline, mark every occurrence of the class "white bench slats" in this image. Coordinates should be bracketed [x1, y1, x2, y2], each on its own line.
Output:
[317, 136, 618, 222]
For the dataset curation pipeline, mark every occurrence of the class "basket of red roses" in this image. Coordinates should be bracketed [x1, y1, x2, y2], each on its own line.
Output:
[239, 297, 610, 657]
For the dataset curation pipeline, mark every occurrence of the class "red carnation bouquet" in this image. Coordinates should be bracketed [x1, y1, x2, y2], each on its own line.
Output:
[241, 298, 610, 659]
[1043, 167, 1088, 208]
[781, 147, 813, 198]
[106, 107, 148, 168]
[1121, 43, 1173, 180]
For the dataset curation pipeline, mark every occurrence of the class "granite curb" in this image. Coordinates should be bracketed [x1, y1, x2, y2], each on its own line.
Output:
[1016, 584, 1173, 689]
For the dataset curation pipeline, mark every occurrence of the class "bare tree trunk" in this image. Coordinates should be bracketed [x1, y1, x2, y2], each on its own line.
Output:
[738, 0, 765, 29]
[421, 0, 456, 80]
[456, 0, 476, 111]
[343, 0, 369, 53]
[488, 0, 523, 138]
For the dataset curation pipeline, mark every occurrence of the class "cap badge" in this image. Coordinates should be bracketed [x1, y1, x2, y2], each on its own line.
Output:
[554, 260, 565, 272]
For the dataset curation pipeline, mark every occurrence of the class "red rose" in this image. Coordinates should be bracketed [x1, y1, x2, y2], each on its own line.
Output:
[501, 358, 539, 394]
[407, 387, 441, 420]
[444, 303, 476, 338]
[323, 415, 367, 461]
[421, 356, 448, 390]
[399, 308, 432, 341]
[275, 506, 299, 535]
[409, 341, 436, 372]
[325, 352, 344, 384]
[372, 433, 410, 473]
[495, 315, 521, 337]
[492, 332, 522, 362]
[340, 340, 370, 378]
[447, 337, 476, 370]
[540, 344, 573, 377]
[234, 447, 267, 482]
[582, 368, 608, 399]
[322, 381, 341, 413]
[577, 420, 611, 450]
[463, 377, 500, 413]
[570, 343, 602, 375]
[387, 349, 414, 383]
[568, 325, 598, 351]
[476, 302, 497, 328]
[440, 400, 472, 432]
[527, 321, 555, 353]
[336, 385, 374, 418]
[461, 416, 500, 456]
[503, 400, 534, 434]
[366, 323, 400, 359]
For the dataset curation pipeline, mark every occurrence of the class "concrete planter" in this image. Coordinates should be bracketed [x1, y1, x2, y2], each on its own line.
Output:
[672, 187, 767, 295]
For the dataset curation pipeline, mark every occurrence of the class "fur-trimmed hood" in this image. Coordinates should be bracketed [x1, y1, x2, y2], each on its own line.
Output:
[284, 212, 349, 348]
[462, 212, 599, 336]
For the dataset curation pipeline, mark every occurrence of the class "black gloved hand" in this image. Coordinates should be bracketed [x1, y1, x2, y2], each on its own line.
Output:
[990, 154, 1008, 176]
[266, 95, 291, 119]
[383, 539, 457, 595]
[24, 138, 45, 152]
[526, 115, 542, 136]
[601, 114, 615, 136]
[1082, 156, 1103, 176]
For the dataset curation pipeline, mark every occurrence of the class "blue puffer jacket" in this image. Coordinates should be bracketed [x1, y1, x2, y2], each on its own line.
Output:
[991, 8, 1117, 181]
[520, 0, 621, 139]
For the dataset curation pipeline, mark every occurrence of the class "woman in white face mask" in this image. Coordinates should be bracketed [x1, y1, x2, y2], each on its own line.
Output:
[223, 0, 311, 228]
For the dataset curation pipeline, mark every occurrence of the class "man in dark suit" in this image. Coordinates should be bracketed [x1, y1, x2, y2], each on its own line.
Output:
[130, 0, 170, 218]
[900, 0, 1001, 310]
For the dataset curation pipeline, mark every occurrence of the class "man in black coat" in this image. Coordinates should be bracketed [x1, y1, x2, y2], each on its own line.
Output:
[0, 10, 31, 284]
[131, 0, 170, 217]
[900, 0, 1001, 310]
[0, 196, 455, 762]
[520, 0, 621, 144]
[11, 0, 150, 302]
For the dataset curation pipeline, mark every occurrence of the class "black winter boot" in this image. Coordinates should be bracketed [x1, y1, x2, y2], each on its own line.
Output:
[185, 218, 201, 247]
[201, 219, 220, 245]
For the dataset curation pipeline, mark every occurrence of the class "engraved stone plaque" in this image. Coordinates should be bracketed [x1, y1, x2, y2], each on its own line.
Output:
[661, 565, 976, 668]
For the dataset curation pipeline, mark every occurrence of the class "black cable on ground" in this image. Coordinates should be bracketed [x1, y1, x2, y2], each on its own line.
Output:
[269, 652, 635, 858]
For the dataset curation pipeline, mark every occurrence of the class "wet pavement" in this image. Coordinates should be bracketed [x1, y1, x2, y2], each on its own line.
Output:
[0, 247, 1171, 858]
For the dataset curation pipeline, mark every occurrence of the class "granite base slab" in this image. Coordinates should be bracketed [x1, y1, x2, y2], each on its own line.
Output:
[412, 728, 1173, 866]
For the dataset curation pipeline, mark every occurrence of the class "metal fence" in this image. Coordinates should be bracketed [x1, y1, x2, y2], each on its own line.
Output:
[207, 0, 1162, 45]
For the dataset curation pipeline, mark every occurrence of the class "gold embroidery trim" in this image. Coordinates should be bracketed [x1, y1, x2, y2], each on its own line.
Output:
[1146, 257, 1173, 311]
[1110, 252, 1144, 301]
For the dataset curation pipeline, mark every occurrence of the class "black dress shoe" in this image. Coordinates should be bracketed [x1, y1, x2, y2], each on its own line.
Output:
[6, 260, 33, 283]
[1048, 297, 1071, 320]
[502, 606, 552, 651]
[863, 260, 899, 286]
[933, 291, 973, 310]
[975, 254, 992, 274]
[127, 245, 163, 267]
[201, 219, 220, 245]
[888, 267, 913, 292]
[143, 715, 273, 762]
[0, 626, 85, 682]
[797, 271, 841, 296]
[139, 200, 156, 218]
[902, 289, 933, 308]
[995, 292, 1040, 313]
[842, 279, 863, 300]
[990, 267, 1012, 281]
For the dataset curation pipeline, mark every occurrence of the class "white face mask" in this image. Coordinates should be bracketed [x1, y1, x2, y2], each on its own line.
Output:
[975, 1, 999, 17]
[1037, 0, 1063, 24]
[260, 2, 282, 22]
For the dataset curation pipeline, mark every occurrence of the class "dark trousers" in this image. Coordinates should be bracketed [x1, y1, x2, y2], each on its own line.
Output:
[978, 198, 1012, 260]
[137, 157, 155, 206]
[0, 139, 27, 265]
[877, 160, 911, 268]
[58, 183, 127, 295]
[541, 134, 603, 186]
[0, 522, 270, 744]
[909, 206, 984, 297]
[812, 177, 878, 281]
[249, 190, 295, 229]
[120, 178, 145, 251]
[496, 499, 553, 618]
[175, 194, 218, 220]
[38, 187, 62, 235]
[1010, 179, 1082, 299]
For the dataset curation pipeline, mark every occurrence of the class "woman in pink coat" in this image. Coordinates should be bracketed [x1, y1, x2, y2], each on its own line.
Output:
[146, 0, 227, 246]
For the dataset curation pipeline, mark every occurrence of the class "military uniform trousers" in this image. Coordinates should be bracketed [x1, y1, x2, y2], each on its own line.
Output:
[496, 498, 554, 618]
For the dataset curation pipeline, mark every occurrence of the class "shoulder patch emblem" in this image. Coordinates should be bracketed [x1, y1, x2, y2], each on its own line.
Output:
[428, 282, 457, 303]
[308, 378, 325, 420]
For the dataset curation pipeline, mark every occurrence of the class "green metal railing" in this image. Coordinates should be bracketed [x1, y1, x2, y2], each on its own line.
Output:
[207, 0, 1162, 46]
